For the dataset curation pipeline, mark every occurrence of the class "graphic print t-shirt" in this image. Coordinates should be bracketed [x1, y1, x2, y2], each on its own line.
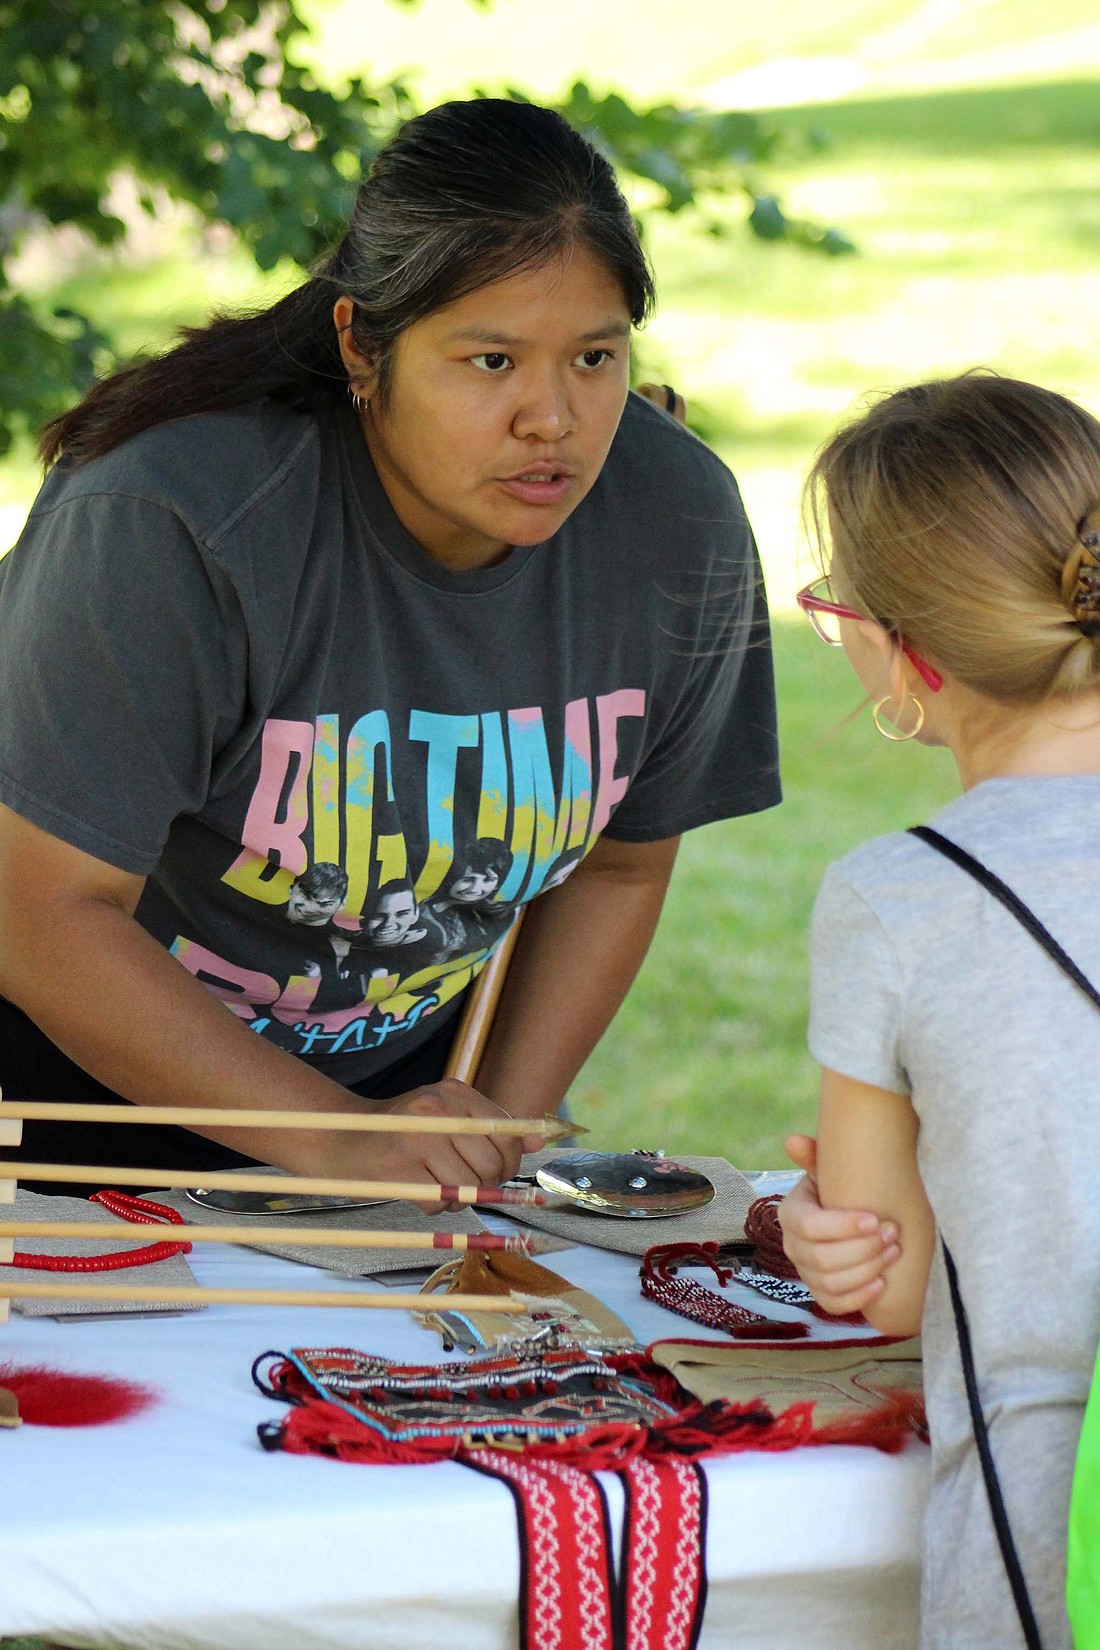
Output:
[0, 394, 779, 1085]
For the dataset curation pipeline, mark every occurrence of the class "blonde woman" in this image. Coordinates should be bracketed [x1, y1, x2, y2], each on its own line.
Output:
[779, 373, 1100, 1650]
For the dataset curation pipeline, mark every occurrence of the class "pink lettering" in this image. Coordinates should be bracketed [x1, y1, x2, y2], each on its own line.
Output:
[234, 719, 314, 876]
[591, 689, 646, 835]
[170, 939, 279, 1022]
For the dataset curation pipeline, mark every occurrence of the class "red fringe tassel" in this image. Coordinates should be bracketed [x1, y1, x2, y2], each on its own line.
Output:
[0, 1362, 155, 1426]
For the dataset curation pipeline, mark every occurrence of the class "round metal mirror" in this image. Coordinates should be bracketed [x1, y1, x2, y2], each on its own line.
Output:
[534, 1151, 714, 1218]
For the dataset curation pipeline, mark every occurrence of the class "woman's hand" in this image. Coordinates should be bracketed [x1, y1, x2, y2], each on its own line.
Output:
[365, 1081, 545, 1212]
[0, 807, 542, 1212]
[777, 1133, 901, 1317]
[635, 382, 687, 425]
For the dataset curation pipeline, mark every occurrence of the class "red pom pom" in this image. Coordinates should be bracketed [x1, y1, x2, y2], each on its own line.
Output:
[0, 1363, 155, 1427]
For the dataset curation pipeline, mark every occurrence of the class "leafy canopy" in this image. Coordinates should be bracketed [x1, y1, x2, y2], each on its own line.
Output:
[0, 0, 852, 453]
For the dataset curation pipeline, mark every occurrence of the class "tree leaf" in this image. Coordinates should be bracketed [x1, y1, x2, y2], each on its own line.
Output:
[0, 0, 853, 448]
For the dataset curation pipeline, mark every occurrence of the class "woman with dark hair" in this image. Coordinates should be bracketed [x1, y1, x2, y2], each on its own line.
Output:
[0, 98, 779, 1200]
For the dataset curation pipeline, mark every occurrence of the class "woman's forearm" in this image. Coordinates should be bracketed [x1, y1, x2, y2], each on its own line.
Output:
[0, 804, 536, 1192]
[2, 890, 393, 1174]
[816, 1067, 935, 1335]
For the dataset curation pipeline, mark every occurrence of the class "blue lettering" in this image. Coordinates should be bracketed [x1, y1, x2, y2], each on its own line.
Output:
[286, 996, 440, 1057]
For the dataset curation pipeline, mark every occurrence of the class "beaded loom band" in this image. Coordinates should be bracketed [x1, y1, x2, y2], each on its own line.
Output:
[638, 1195, 872, 1334]
[640, 1238, 807, 1340]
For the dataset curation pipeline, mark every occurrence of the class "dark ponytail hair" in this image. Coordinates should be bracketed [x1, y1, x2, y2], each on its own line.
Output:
[40, 98, 654, 467]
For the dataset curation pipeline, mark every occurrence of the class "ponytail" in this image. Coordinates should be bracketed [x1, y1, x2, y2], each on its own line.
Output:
[38, 276, 345, 467]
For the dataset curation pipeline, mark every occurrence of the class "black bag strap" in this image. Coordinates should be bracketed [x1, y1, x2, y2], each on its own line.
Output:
[910, 825, 1100, 1011]
[940, 1241, 1045, 1650]
[908, 823, 1100, 1650]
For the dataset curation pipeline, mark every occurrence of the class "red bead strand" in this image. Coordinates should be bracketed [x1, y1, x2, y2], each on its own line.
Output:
[10, 1189, 193, 1273]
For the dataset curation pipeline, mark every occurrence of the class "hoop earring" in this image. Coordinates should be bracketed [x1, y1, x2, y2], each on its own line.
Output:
[872, 692, 925, 742]
[347, 384, 369, 413]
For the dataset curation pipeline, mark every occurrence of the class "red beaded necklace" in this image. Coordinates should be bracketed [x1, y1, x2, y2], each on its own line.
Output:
[13, 1189, 192, 1272]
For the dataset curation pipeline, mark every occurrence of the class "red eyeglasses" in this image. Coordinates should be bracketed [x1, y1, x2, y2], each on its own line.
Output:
[796, 578, 943, 693]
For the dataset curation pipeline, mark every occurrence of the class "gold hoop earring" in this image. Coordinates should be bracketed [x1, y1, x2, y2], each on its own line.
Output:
[872, 692, 925, 742]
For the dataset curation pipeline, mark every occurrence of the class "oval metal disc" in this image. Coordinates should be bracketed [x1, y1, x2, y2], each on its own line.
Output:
[535, 1152, 714, 1217]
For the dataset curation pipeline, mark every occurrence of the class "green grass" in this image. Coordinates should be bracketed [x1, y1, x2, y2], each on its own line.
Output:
[2, 4, 1096, 1170]
[636, 74, 1100, 603]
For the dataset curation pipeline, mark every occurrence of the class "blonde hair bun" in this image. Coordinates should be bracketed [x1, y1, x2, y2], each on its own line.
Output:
[1062, 507, 1100, 637]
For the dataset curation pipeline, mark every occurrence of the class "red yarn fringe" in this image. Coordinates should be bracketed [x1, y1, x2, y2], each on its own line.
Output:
[0, 1363, 155, 1426]
[804, 1389, 928, 1453]
[272, 1395, 463, 1464]
[265, 1382, 925, 1469]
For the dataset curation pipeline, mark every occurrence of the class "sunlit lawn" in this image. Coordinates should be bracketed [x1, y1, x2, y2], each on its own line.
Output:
[575, 616, 956, 1164]
[2, 5, 1098, 1169]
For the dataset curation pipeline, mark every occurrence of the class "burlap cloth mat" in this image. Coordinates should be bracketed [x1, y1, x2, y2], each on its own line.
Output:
[649, 1336, 923, 1425]
[498, 1149, 757, 1255]
[152, 1171, 570, 1276]
[5, 1188, 201, 1316]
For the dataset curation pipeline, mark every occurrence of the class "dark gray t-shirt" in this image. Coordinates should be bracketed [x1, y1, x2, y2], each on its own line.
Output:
[0, 392, 779, 1085]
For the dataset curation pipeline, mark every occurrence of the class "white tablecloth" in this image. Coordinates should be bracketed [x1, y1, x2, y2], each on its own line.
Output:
[0, 1233, 928, 1650]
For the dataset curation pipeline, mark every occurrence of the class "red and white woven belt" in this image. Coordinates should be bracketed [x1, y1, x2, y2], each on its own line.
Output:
[464, 1448, 707, 1650]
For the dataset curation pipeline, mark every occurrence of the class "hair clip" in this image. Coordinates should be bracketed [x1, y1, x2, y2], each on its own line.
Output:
[1062, 508, 1100, 636]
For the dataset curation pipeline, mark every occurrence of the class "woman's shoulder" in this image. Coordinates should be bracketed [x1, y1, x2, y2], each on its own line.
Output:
[816, 827, 962, 942]
[603, 391, 747, 513]
[818, 830, 926, 908]
[38, 401, 323, 549]
[817, 780, 1060, 924]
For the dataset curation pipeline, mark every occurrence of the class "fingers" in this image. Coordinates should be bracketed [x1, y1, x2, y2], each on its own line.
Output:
[357, 1133, 495, 1216]
[778, 1172, 874, 1242]
[796, 1232, 900, 1288]
[634, 382, 687, 425]
[377, 1081, 523, 1183]
[778, 1174, 900, 1317]
[418, 1134, 507, 1202]
[406, 1116, 511, 1190]
[794, 1250, 901, 1318]
[364, 1083, 571, 1191]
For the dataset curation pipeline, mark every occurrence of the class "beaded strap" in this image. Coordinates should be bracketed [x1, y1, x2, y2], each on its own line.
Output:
[639, 1240, 806, 1340]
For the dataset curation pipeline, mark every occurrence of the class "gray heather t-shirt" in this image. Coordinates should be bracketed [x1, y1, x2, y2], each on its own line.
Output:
[810, 777, 1100, 1650]
[0, 392, 779, 1087]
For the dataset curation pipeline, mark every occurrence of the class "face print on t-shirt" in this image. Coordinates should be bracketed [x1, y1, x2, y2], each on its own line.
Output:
[168, 692, 643, 1063]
